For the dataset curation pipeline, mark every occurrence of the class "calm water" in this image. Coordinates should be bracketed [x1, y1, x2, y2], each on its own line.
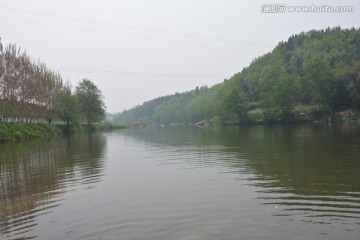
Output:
[1, 124, 360, 240]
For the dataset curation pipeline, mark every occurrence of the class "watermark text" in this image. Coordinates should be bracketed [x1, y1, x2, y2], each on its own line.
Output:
[261, 4, 355, 13]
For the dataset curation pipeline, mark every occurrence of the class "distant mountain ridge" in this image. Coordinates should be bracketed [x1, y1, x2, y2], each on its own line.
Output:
[112, 27, 360, 125]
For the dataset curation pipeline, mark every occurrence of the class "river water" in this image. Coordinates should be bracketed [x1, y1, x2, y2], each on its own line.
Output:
[1, 124, 360, 240]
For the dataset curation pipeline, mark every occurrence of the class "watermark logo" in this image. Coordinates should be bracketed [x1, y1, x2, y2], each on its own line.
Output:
[261, 4, 355, 13]
[262, 4, 286, 13]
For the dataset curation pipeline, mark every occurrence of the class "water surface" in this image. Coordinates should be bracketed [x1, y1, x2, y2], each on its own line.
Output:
[1, 125, 360, 239]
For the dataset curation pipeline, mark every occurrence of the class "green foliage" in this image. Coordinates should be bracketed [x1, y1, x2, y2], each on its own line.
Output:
[218, 82, 248, 124]
[114, 85, 220, 125]
[75, 79, 106, 127]
[336, 61, 360, 109]
[97, 121, 127, 131]
[259, 62, 298, 122]
[58, 89, 81, 131]
[0, 123, 62, 141]
[210, 115, 222, 127]
[112, 27, 360, 125]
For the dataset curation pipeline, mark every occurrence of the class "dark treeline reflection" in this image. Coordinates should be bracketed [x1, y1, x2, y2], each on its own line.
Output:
[125, 124, 360, 195]
[123, 125, 360, 222]
[0, 133, 106, 239]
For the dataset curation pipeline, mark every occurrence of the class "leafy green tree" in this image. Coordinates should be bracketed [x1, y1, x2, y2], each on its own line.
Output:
[347, 63, 360, 109]
[75, 79, 106, 128]
[58, 89, 80, 130]
[303, 58, 350, 113]
[186, 95, 209, 122]
[272, 75, 298, 116]
[262, 73, 297, 121]
[336, 61, 360, 109]
[259, 62, 298, 122]
[218, 82, 248, 125]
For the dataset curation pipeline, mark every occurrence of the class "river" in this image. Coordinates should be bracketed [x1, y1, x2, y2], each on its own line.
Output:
[1, 124, 360, 239]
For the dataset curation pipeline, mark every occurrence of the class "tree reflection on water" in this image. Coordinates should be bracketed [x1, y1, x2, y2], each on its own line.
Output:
[0, 133, 106, 239]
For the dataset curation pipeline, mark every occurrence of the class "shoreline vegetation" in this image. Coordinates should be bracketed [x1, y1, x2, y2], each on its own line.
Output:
[0, 122, 62, 142]
[151, 107, 360, 127]
[0, 105, 359, 142]
[1, 112, 359, 142]
[0, 121, 127, 142]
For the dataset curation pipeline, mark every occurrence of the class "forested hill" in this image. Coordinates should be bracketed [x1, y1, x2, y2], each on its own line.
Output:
[113, 27, 360, 125]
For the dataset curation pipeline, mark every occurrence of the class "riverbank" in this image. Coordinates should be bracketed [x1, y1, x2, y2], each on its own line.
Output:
[0, 122, 128, 142]
[244, 107, 360, 125]
[194, 107, 360, 127]
[0, 123, 62, 141]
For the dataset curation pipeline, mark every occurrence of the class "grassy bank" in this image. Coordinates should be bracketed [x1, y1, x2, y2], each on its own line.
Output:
[95, 121, 128, 131]
[0, 122, 128, 142]
[0, 123, 62, 141]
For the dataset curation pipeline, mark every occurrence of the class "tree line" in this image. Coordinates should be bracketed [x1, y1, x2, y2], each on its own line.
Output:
[0, 39, 106, 130]
[233, 26, 360, 122]
[113, 27, 360, 125]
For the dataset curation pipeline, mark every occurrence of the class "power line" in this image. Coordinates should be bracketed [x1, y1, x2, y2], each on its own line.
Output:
[57, 68, 225, 79]
[0, 5, 271, 48]
[0, 17, 260, 52]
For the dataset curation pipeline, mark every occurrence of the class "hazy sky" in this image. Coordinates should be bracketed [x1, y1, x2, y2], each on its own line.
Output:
[1, 0, 359, 113]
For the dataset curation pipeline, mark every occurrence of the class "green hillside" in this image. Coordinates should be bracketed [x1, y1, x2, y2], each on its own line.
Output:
[113, 27, 360, 126]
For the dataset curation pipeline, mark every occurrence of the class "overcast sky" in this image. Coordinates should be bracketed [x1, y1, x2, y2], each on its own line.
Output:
[1, 0, 359, 113]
